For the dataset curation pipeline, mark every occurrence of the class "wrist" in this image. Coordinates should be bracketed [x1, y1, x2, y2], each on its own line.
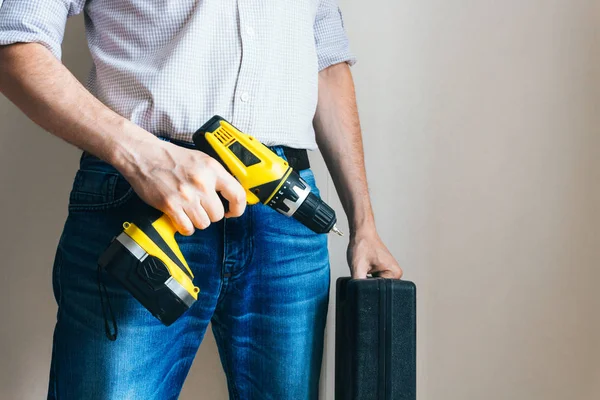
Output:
[349, 216, 377, 239]
[106, 120, 163, 176]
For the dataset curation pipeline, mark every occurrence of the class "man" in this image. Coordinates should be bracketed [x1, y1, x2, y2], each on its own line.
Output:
[0, 0, 402, 398]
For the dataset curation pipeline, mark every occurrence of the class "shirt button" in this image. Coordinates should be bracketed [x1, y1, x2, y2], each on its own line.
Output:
[246, 26, 255, 37]
[240, 92, 250, 102]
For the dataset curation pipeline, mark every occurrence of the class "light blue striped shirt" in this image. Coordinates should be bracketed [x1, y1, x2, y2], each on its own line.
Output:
[0, 0, 356, 149]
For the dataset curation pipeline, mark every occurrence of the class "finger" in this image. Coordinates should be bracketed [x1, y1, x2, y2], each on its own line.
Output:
[166, 207, 195, 236]
[208, 159, 246, 217]
[201, 192, 225, 222]
[372, 263, 403, 279]
[183, 202, 211, 230]
[217, 178, 246, 218]
[374, 269, 402, 279]
[218, 193, 230, 214]
[351, 261, 370, 280]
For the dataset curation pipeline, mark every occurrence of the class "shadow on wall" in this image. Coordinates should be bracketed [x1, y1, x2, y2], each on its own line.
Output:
[0, 16, 227, 400]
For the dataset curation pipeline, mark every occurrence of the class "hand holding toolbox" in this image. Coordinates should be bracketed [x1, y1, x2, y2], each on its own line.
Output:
[97, 116, 342, 339]
[336, 277, 417, 400]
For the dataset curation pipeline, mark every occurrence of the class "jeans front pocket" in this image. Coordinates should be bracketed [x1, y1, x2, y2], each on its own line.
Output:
[68, 165, 135, 212]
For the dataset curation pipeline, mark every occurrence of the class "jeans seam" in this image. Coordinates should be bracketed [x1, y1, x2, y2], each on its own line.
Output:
[217, 219, 229, 303]
[68, 187, 135, 212]
[219, 208, 255, 285]
[243, 206, 255, 272]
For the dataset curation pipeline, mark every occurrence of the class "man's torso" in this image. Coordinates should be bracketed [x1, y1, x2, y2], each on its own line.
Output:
[84, 0, 321, 148]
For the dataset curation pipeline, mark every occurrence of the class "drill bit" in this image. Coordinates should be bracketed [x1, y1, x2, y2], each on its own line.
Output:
[331, 225, 344, 236]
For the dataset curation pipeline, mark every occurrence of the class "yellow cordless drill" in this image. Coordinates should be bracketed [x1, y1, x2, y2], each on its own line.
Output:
[98, 116, 341, 332]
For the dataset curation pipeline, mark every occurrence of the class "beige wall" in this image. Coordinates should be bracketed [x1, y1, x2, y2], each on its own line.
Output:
[1, 0, 598, 399]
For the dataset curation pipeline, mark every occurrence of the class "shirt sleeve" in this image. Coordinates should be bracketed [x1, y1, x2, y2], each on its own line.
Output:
[314, 0, 357, 72]
[0, 0, 86, 60]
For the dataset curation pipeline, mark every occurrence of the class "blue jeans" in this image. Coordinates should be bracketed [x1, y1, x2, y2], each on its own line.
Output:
[47, 146, 330, 399]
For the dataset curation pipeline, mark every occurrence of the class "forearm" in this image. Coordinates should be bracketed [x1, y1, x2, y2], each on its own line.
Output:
[313, 62, 375, 235]
[0, 42, 246, 234]
[0, 43, 158, 170]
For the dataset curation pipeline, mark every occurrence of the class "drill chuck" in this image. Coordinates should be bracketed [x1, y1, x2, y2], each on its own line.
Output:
[265, 169, 338, 234]
[293, 191, 337, 234]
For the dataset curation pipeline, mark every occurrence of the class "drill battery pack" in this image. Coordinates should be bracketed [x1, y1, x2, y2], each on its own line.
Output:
[97, 210, 199, 340]
[335, 277, 417, 400]
[98, 233, 195, 327]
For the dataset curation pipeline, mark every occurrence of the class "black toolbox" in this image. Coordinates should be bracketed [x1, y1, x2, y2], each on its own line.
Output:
[335, 277, 417, 400]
